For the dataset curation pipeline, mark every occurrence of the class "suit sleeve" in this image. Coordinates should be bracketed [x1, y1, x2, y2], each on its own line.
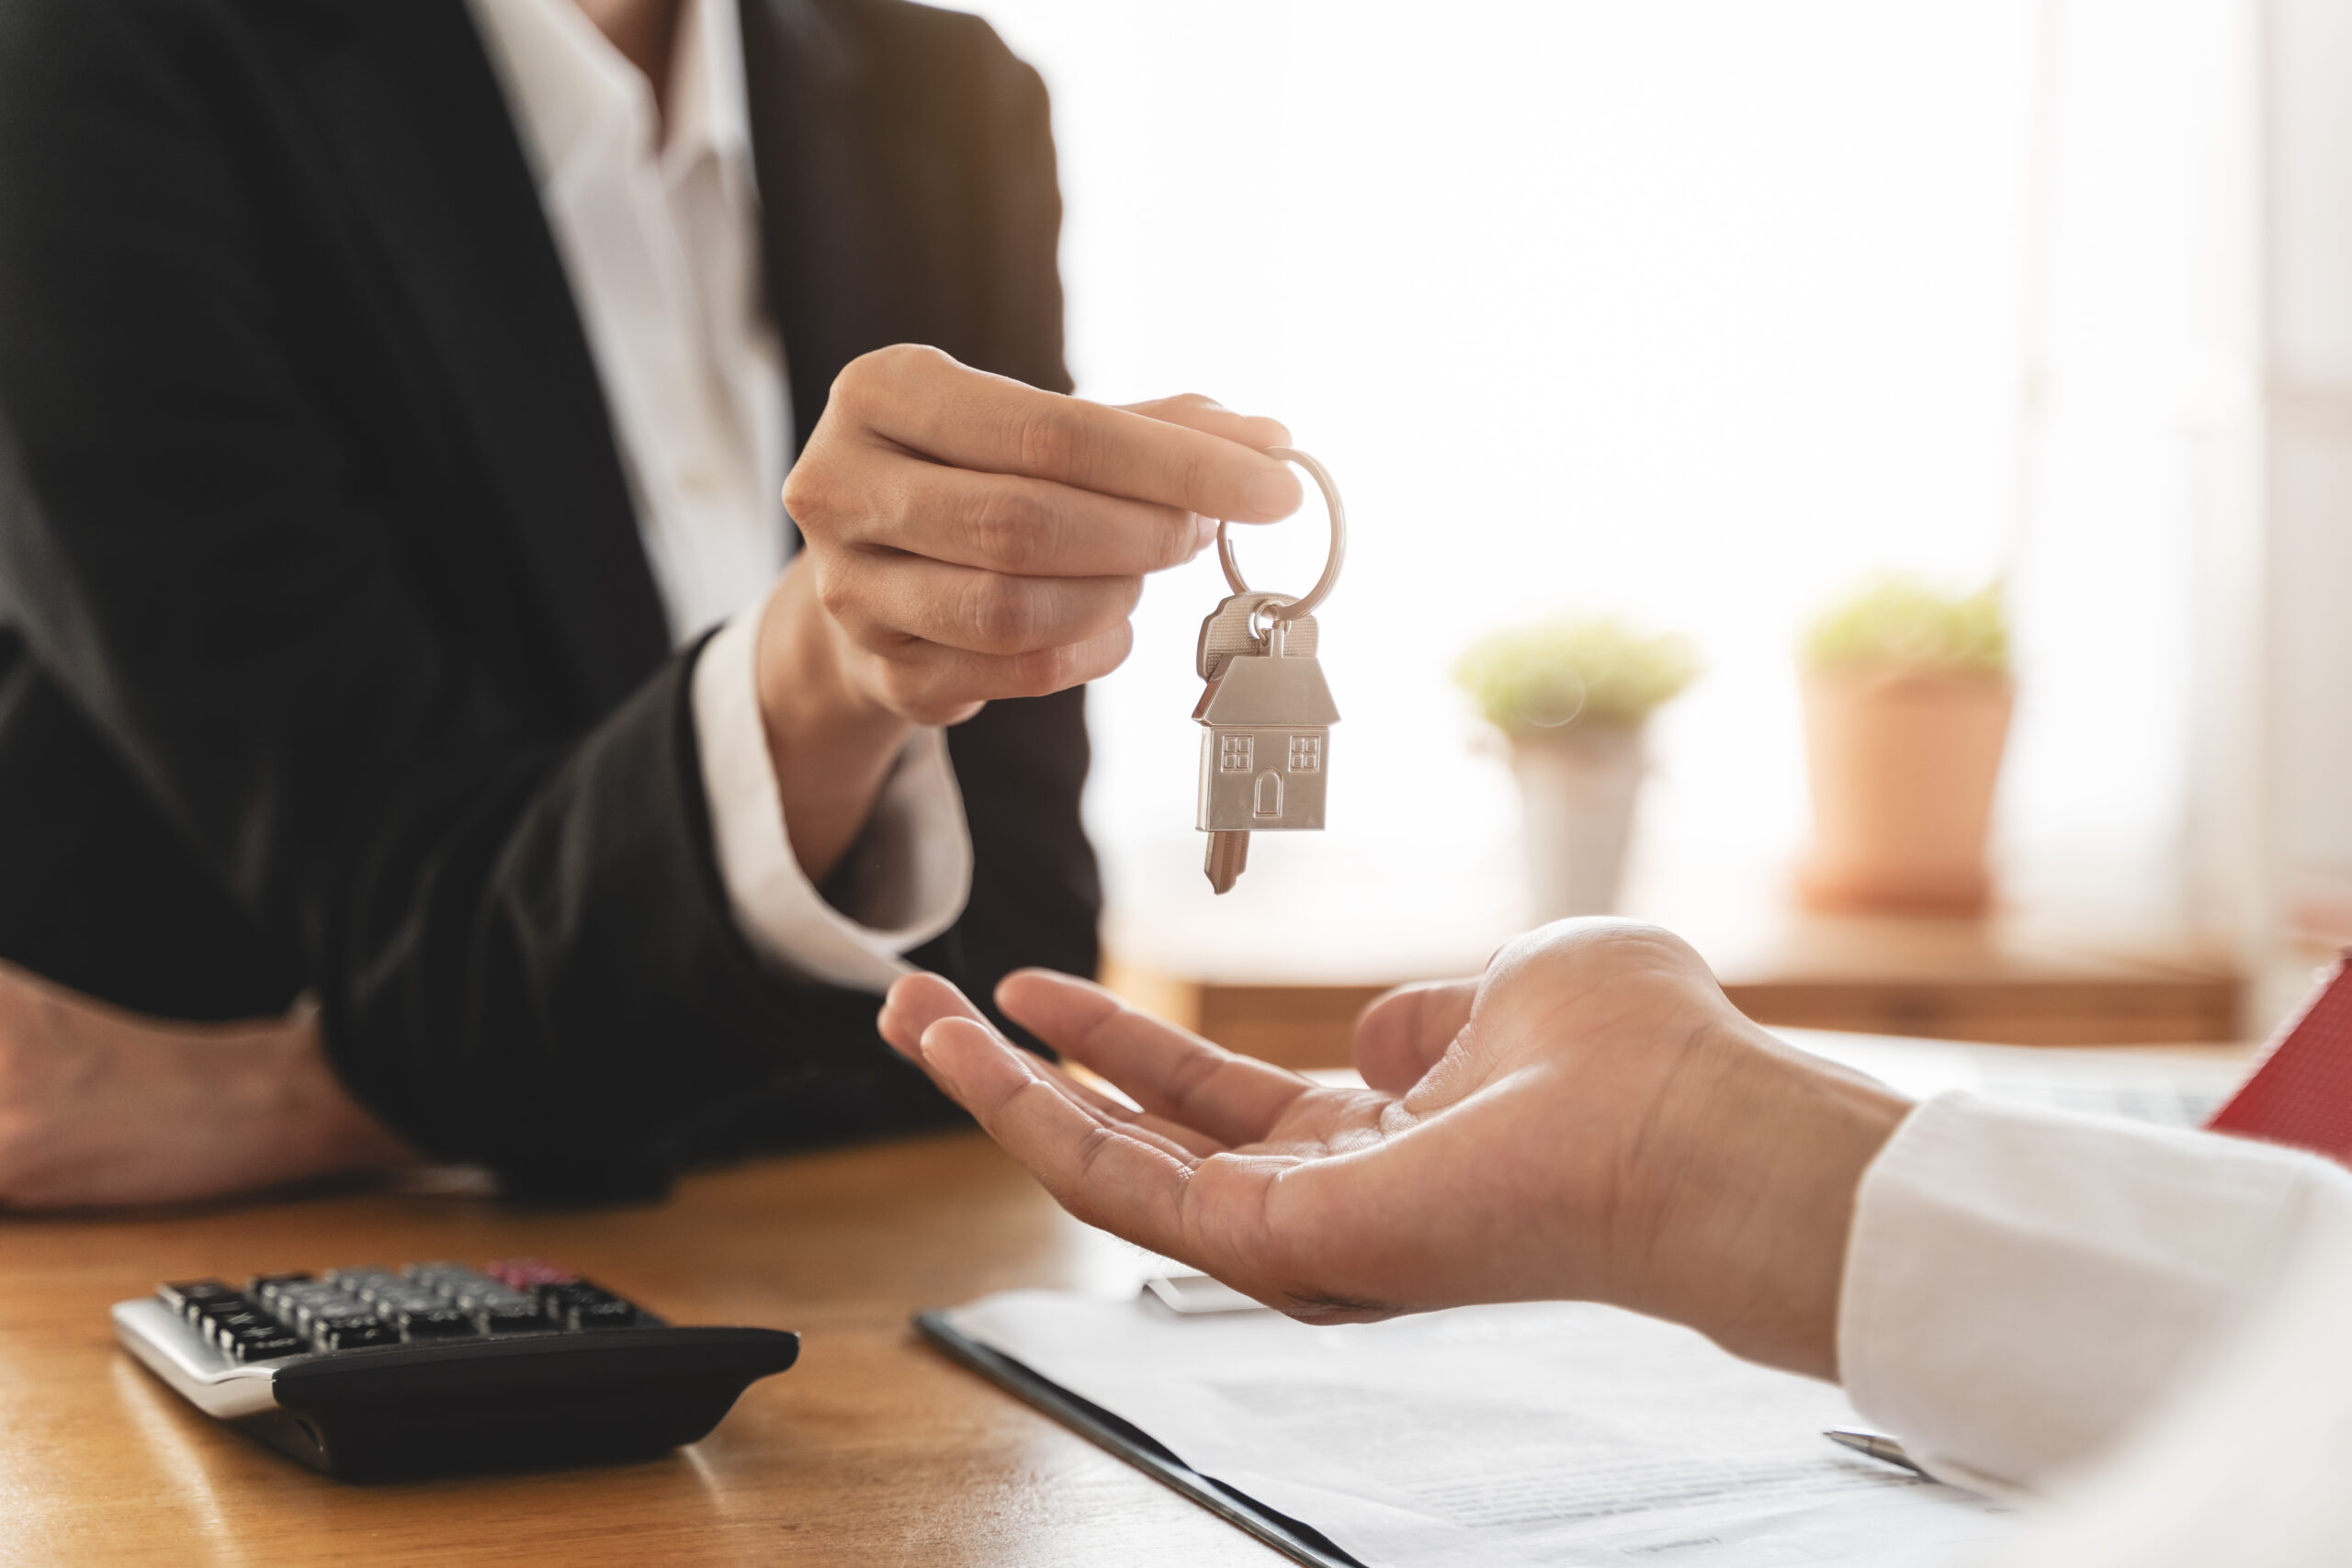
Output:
[0, 0, 971, 1198]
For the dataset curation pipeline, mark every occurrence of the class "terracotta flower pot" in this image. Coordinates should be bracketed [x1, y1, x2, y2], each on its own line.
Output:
[1509, 724, 1646, 921]
[1797, 670, 2012, 917]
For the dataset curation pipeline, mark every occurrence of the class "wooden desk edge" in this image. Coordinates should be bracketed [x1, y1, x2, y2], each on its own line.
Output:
[1103, 958, 2246, 1069]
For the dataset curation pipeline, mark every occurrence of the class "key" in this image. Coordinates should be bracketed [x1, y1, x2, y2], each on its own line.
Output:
[228, 1330, 308, 1363]
[1190, 447, 1347, 895]
[288, 1296, 378, 1332]
[326, 1267, 475, 1333]
[544, 1284, 640, 1332]
[407, 1263, 548, 1331]
[1194, 590, 1316, 892]
[200, 1308, 277, 1348]
[311, 1319, 401, 1352]
[484, 1258, 579, 1292]
[1193, 602, 1339, 894]
[156, 1280, 241, 1324]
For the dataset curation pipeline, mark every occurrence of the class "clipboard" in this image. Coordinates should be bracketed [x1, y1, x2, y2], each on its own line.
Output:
[912, 1311, 1365, 1568]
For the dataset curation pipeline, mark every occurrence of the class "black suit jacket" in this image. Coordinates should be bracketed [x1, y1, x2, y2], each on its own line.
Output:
[0, 0, 1099, 1198]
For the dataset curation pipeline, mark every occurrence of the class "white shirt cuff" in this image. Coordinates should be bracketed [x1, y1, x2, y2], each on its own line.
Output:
[1836, 1091, 2348, 1494]
[688, 603, 973, 993]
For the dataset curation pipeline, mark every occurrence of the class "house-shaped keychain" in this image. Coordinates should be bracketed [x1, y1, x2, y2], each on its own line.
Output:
[1193, 640, 1341, 833]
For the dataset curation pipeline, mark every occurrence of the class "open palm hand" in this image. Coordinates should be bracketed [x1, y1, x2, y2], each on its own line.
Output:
[880, 920, 1908, 1376]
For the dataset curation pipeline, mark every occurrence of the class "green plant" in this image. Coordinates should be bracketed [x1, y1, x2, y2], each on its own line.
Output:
[1453, 615, 1702, 738]
[1801, 575, 2009, 677]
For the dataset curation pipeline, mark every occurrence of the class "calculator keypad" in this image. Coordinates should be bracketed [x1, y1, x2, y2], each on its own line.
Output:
[155, 1259, 658, 1360]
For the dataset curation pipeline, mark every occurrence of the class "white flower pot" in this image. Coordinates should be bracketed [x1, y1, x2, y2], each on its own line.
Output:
[1509, 725, 1646, 921]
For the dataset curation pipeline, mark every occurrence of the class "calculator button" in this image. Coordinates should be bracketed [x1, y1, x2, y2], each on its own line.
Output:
[311, 1320, 401, 1351]
[289, 1303, 378, 1338]
[256, 1283, 328, 1315]
[201, 1309, 274, 1343]
[354, 1273, 458, 1312]
[322, 1268, 409, 1301]
[574, 1303, 635, 1330]
[292, 1293, 372, 1318]
[461, 1285, 540, 1314]
[229, 1333, 307, 1363]
[386, 1286, 460, 1312]
[157, 1280, 240, 1321]
[539, 1282, 641, 1330]
[270, 1280, 338, 1299]
[401, 1263, 483, 1293]
[224, 1322, 306, 1356]
[385, 1306, 479, 1339]
[485, 1258, 576, 1292]
[474, 1303, 547, 1334]
[565, 1297, 638, 1331]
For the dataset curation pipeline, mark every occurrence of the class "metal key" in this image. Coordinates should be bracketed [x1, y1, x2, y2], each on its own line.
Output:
[1192, 448, 1346, 895]
[1194, 591, 1324, 892]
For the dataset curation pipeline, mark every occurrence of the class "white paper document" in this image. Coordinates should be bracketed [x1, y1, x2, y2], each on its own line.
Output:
[944, 1291, 2018, 1566]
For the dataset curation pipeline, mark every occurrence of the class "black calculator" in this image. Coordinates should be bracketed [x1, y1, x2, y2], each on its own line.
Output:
[114, 1259, 799, 1478]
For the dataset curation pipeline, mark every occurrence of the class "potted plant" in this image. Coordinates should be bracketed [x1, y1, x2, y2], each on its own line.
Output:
[1454, 615, 1701, 919]
[1796, 575, 2012, 916]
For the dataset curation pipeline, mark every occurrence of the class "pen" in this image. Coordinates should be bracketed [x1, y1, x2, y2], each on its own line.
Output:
[1825, 1428, 1931, 1479]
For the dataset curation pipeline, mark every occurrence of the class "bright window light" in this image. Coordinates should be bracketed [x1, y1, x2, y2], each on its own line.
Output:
[965, 0, 2244, 955]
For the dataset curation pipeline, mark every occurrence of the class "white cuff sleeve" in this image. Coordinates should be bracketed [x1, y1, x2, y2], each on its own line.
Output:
[688, 604, 972, 994]
[1837, 1091, 2348, 1494]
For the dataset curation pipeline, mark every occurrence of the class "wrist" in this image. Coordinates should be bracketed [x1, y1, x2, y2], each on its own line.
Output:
[1632, 1020, 1910, 1380]
[756, 560, 905, 756]
[754, 561, 917, 882]
[236, 1012, 418, 1176]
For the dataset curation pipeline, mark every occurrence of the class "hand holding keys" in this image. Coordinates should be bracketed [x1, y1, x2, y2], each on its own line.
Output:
[1193, 449, 1346, 893]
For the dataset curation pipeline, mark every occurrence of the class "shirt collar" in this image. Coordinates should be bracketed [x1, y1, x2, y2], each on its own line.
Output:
[466, 0, 755, 191]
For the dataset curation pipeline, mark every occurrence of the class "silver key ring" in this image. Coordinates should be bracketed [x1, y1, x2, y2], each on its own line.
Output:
[1216, 446, 1346, 627]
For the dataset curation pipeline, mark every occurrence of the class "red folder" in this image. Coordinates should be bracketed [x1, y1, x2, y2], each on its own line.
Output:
[2207, 953, 2352, 1164]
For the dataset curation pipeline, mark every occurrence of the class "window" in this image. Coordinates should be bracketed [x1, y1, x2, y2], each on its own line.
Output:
[977, 0, 2257, 960]
[1288, 735, 1322, 774]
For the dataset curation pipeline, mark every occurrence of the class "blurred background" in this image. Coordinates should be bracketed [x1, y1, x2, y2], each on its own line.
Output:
[967, 0, 2351, 1053]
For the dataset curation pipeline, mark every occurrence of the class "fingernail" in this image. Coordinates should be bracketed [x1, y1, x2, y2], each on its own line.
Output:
[1247, 469, 1297, 516]
[1193, 514, 1219, 552]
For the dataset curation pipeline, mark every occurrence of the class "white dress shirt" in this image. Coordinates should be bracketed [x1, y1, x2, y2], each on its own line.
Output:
[464, 0, 971, 992]
[1837, 1091, 2352, 1564]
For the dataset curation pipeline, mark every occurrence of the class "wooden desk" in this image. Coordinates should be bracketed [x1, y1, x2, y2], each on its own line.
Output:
[0, 1134, 1285, 1565]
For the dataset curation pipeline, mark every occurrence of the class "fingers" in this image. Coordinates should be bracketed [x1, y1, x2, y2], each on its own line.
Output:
[995, 970, 1313, 1149]
[817, 550, 1142, 657]
[835, 617, 1134, 728]
[922, 1018, 1377, 1321]
[877, 970, 987, 1059]
[782, 346, 1300, 728]
[914, 1017, 1204, 1263]
[1352, 978, 1480, 1094]
[1114, 396, 1297, 544]
[879, 975, 1227, 1157]
[820, 457, 1210, 579]
[891, 974, 1416, 1324]
[827, 346, 1303, 523]
[1118, 392, 1295, 462]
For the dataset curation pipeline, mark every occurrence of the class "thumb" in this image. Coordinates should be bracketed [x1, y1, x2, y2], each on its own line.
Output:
[1352, 978, 1479, 1093]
